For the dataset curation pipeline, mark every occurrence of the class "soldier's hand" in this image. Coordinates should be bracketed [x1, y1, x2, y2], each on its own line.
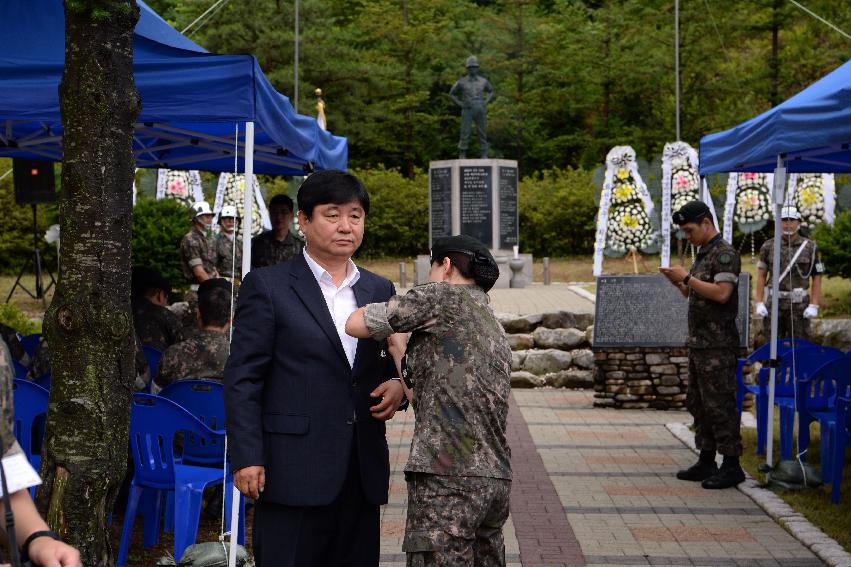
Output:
[27, 536, 82, 567]
[803, 304, 819, 318]
[755, 302, 768, 318]
[370, 379, 404, 421]
[234, 465, 265, 499]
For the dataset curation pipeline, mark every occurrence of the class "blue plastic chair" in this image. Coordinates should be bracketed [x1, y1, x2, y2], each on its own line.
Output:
[737, 338, 813, 454]
[159, 380, 225, 466]
[828, 374, 851, 503]
[142, 345, 163, 393]
[20, 333, 41, 360]
[12, 379, 49, 498]
[12, 359, 28, 379]
[33, 372, 51, 391]
[117, 394, 243, 566]
[796, 352, 850, 468]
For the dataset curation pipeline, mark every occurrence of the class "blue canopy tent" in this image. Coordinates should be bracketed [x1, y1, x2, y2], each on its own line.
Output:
[699, 58, 851, 473]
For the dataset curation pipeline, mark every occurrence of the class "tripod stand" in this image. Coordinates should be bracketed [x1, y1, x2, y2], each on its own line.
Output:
[6, 204, 56, 305]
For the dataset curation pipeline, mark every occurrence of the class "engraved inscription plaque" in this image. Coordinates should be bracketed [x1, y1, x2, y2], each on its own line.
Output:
[460, 166, 493, 246]
[429, 167, 452, 242]
[593, 274, 750, 348]
[498, 166, 518, 249]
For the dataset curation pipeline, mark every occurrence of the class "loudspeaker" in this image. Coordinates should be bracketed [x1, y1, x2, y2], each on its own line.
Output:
[13, 159, 56, 205]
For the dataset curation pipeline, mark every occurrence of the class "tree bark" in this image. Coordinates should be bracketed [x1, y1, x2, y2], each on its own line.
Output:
[38, 2, 141, 565]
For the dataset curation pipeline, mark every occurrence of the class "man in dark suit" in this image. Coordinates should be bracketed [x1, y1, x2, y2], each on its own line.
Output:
[225, 170, 405, 567]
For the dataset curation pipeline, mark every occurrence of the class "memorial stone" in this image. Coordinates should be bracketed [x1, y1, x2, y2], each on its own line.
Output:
[430, 166, 452, 241]
[498, 166, 518, 249]
[460, 165, 493, 245]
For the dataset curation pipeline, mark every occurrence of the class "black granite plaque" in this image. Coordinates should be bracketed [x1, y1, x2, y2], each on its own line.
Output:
[460, 166, 492, 246]
[593, 274, 750, 348]
[498, 166, 518, 249]
[429, 167, 452, 242]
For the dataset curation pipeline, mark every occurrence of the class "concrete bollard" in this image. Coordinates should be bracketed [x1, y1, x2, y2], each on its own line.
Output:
[399, 262, 407, 288]
[543, 257, 551, 285]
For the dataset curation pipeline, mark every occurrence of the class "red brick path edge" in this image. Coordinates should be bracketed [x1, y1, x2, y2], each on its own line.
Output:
[507, 393, 586, 567]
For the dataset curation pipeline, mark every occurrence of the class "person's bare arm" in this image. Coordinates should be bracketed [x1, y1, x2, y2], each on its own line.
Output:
[345, 307, 369, 338]
[810, 274, 822, 306]
[755, 268, 767, 303]
[192, 264, 210, 282]
[0, 490, 82, 567]
[660, 266, 735, 304]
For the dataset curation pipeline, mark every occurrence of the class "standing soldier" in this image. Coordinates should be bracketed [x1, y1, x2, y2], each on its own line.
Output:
[449, 56, 495, 159]
[250, 194, 303, 269]
[180, 201, 218, 288]
[346, 235, 512, 566]
[216, 205, 243, 281]
[661, 201, 746, 490]
[754, 206, 824, 342]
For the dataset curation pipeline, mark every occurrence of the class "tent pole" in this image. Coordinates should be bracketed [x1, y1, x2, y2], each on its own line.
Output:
[674, 0, 681, 141]
[765, 154, 786, 475]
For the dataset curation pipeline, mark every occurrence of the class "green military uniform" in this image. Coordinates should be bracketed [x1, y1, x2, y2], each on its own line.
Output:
[0, 323, 29, 368]
[758, 234, 825, 341]
[250, 230, 303, 269]
[155, 330, 231, 388]
[1, 337, 23, 458]
[364, 282, 512, 567]
[132, 296, 184, 352]
[687, 234, 743, 457]
[215, 232, 243, 280]
[180, 226, 217, 284]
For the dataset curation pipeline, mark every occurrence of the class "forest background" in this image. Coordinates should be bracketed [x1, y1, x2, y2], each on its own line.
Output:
[1, 0, 850, 269]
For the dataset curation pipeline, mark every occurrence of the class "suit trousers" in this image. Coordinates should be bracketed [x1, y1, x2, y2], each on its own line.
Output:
[252, 429, 380, 567]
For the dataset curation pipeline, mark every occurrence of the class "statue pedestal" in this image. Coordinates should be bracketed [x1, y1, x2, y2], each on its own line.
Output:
[420, 158, 526, 288]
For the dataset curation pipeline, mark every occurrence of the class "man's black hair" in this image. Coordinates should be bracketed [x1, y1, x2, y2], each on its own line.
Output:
[296, 170, 370, 220]
[198, 278, 232, 327]
[269, 194, 295, 214]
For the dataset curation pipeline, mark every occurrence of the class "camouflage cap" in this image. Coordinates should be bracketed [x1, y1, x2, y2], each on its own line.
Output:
[431, 235, 499, 292]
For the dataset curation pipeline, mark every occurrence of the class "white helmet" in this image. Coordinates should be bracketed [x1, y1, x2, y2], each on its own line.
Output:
[191, 201, 213, 218]
[220, 205, 238, 219]
[780, 206, 801, 221]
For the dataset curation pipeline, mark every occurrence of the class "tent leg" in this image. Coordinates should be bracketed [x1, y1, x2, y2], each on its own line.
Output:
[765, 154, 786, 476]
[240, 122, 255, 279]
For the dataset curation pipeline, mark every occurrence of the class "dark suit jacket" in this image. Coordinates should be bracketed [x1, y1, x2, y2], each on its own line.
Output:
[224, 254, 397, 506]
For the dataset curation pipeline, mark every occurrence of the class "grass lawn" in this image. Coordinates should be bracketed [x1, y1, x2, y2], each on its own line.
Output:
[740, 418, 851, 551]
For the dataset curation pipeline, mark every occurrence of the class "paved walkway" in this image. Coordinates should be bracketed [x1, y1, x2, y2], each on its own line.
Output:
[380, 389, 825, 567]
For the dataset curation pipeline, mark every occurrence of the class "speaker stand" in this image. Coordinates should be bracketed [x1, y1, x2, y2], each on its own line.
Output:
[6, 204, 56, 305]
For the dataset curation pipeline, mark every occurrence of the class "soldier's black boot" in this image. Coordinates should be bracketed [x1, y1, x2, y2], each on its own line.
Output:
[676, 450, 718, 481]
[702, 456, 746, 489]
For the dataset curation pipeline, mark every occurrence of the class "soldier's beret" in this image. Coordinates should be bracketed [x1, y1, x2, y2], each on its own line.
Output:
[672, 200, 711, 226]
[431, 235, 499, 292]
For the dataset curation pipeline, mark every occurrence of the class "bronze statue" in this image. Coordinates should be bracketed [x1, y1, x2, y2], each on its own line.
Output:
[449, 56, 494, 159]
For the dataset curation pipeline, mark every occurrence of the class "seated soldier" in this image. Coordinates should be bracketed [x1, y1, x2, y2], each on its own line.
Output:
[132, 266, 184, 351]
[0, 322, 30, 369]
[156, 278, 232, 388]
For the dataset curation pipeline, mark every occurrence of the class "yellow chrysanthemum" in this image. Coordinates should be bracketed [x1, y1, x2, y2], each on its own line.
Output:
[616, 168, 629, 180]
[614, 185, 634, 199]
[622, 214, 639, 230]
[800, 186, 819, 208]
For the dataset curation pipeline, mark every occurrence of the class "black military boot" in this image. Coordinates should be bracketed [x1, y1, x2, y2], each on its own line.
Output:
[676, 450, 718, 481]
[702, 456, 746, 489]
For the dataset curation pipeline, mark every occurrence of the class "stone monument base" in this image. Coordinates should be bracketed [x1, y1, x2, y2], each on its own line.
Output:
[414, 253, 533, 288]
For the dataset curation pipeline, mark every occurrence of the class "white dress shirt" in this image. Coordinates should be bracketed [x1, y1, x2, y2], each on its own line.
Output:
[303, 248, 360, 368]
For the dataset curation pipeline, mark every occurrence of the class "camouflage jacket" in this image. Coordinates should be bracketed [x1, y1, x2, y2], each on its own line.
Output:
[1, 338, 22, 457]
[688, 235, 741, 349]
[250, 230, 303, 269]
[133, 297, 185, 352]
[0, 323, 28, 367]
[364, 283, 512, 480]
[758, 235, 825, 294]
[180, 226, 217, 284]
[215, 232, 243, 279]
[156, 330, 230, 388]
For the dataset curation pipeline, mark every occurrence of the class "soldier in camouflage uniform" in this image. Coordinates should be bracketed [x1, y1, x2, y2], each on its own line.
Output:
[251, 194, 303, 269]
[755, 206, 825, 342]
[215, 205, 243, 280]
[132, 266, 184, 351]
[0, 323, 29, 369]
[180, 201, 218, 286]
[156, 278, 232, 388]
[347, 235, 512, 567]
[661, 201, 745, 490]
[0, 337, 83, 567]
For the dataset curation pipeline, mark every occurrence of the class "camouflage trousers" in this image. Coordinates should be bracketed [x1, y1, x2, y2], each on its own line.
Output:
[687, 348, 742, 456]
[762, 300, 810, 342]
[404, 473, 511, 567]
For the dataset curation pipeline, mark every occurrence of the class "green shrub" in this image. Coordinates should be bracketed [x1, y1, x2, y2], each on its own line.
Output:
[813, 210, 851, 279]
[131, 197, 192, 294]
[354, 166, 429, 258]
[519, 168, 597, 257]
[0, 302, 41, 335]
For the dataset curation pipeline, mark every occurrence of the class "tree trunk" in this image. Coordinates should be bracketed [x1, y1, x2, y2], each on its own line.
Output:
[38, 2, 141, 565]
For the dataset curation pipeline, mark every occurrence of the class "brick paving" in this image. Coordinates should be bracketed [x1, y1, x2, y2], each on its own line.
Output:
[380, 388, 827, 567]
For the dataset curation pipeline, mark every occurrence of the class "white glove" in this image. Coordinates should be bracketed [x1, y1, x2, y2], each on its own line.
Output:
[755, 302, 768, 317]
[803, 304, 819, 318]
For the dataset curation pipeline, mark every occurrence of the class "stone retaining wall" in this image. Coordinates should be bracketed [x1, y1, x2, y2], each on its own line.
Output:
[592, 348, 690, 410]
[498, 311, 595, 389]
